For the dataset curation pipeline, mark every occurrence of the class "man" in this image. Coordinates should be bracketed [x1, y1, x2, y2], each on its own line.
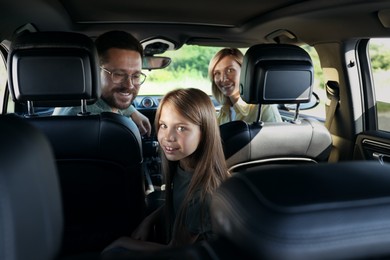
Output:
[53, 30, 151, 136]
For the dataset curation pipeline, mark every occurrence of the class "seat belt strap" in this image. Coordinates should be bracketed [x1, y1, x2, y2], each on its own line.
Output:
[325, 81, 340, 130]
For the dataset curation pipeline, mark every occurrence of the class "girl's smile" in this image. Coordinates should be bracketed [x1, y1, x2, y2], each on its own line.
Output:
[157, 103, 201, 166]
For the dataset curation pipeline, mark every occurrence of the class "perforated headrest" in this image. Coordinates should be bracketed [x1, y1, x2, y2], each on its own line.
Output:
[7, 31, 100, 107]
[240, 44, 313, 104]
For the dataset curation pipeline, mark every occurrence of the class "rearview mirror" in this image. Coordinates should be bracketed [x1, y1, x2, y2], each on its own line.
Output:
[143, 56, 171, 70]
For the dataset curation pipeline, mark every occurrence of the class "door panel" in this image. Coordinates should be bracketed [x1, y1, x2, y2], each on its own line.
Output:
[354, 131, 390, 165]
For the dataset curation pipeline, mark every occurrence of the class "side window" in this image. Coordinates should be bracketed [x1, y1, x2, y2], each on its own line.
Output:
[0, 49, 6, 113]
[369, 38, 390, 131]
[299, 45, 326, 121]
[0, 41, 14, 114]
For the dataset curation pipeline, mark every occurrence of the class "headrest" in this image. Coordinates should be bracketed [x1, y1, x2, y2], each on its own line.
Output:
[211, 161, 390, 259]
[7, 31, 100, 107]
[0, 115, 63, 260]
[240, 44, 313, 104]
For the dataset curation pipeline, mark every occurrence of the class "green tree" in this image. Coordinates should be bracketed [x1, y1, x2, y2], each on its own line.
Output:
[370, 43, 390, 71]
[166, 45, 220, 78]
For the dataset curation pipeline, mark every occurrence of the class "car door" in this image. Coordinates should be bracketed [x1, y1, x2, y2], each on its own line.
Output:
[353, 38, 390, 165]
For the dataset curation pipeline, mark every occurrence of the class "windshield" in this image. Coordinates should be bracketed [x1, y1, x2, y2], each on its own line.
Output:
[140, 45, 224, 96]
[139, 44, 325, 119]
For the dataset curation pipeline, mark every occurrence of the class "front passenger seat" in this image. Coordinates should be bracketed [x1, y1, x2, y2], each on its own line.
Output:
[220, 44, 332, 171]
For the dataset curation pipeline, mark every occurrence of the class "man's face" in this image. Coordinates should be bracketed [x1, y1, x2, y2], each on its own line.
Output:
[100, 48, 142, 111]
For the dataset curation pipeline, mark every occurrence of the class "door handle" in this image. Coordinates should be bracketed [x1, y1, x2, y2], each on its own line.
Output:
[372, 152, 390, 165]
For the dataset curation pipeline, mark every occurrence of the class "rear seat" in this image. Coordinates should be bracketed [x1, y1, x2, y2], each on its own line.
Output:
[211, 161, 390, 259]
[0, 114, 62, 260]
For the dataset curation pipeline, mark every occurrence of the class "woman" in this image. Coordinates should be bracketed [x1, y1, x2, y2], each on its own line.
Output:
[209, 47, 282, 125]
[102, 88, 229, 253]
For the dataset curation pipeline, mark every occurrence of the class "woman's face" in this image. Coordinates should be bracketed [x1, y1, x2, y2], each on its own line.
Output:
[157, 103, 201, 170]
[213, 55, 241, 98]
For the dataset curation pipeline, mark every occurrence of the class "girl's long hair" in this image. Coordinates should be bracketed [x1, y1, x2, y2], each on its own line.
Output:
[154, 88, 229, 245]
[208, 48, 244, 105]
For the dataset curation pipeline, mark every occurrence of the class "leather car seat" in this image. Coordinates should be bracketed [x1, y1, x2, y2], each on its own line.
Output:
[7, 31, 146, 255]
[0, 114, 62, 260]
[211, 161, 390, 259]
[220, 44, 332, 171]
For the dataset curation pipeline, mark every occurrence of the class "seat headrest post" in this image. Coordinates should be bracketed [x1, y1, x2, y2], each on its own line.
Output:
[78, 99, 91, 116]
[293, 103, 301, 123]
[255, 103, 262, 124]
[27, 100, 35, 117]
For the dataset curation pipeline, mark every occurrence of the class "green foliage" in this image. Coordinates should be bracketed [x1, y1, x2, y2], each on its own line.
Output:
[302, 45, 325, 89]
[165, 45, 220, 78]
[377, 101, 390, 112]
[145, 44, 327, 93]
[146, 69, 176, 82]
[370, 43, 390, 70]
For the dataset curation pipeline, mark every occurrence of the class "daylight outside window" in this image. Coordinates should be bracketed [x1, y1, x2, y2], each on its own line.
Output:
[141, 44, 326, 120]
[369, 38, 390, 132]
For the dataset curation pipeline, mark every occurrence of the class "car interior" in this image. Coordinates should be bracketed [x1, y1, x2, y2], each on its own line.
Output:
[220, 43, 332, 170]
[0, 114, 62, 260]
[2, 0, 390, 260]
[7, 31, 146, 256]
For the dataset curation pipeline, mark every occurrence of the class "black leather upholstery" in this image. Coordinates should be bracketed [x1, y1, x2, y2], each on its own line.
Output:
[7, 31, 100, 107]
[7, 31, 146, 255]
[211, 161, 390, 260]
[220, 44, 332, 170]
[26, 113, 145, 255]
[0, 115, 62, 260]
[240, 44, 313, 105]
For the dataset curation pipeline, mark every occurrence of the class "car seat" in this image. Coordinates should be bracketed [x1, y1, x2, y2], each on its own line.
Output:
[211, 161, 390, 259]
[220, 43, 332, 171]
[0, 114, 62, 260]
[7, 31, 146, 256]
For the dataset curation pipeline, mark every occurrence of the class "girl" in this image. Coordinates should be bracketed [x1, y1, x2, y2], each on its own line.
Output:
[103, 88, 229, 252]
[209, 47, 282, 125]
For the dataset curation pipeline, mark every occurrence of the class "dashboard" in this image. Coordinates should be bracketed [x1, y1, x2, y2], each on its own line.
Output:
[133, 95, 221, 111]
[133, 96, 161, 109]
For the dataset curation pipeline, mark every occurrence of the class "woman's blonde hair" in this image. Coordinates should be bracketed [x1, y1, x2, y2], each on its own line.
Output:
[208, 48, 244, 105]
[154, 88, 229, 245]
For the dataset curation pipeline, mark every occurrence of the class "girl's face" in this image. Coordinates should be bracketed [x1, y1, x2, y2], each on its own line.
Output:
[157, 103, 201, 169]
[213, 55, 241, 98]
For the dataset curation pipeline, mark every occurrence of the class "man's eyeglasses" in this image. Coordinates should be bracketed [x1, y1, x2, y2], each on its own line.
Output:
[100, 67, 147, 86]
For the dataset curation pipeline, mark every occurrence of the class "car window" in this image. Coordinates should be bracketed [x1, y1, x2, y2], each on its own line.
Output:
[0, 49, 6, 113]
[369, 38, 390, 132]
[140, 45, 221, 96]
[302, 45, 325, 119]
[0, 41, 14, 114]
[140, 44, 325, 120]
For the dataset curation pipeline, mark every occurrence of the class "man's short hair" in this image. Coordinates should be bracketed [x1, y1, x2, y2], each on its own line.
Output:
[95, 30, 144, 63]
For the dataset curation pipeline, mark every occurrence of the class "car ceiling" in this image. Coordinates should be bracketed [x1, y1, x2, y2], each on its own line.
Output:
[2, 0, 390, 49]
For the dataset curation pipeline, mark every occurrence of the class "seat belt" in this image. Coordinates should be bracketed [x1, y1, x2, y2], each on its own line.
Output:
[325, 81, 340, 130]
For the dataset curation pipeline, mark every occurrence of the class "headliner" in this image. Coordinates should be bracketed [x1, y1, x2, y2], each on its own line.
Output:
[2, 0, 390, 48]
